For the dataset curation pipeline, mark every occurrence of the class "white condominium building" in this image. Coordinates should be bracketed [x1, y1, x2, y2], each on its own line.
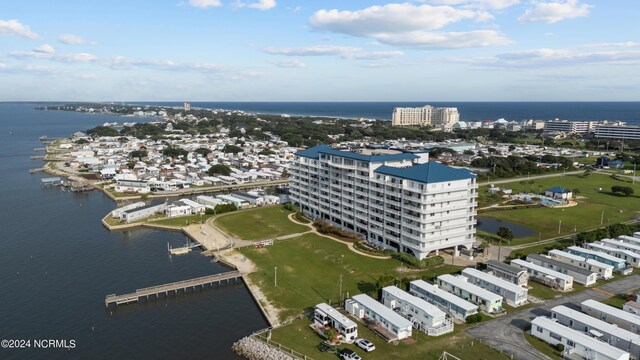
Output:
[595, 123, 640, 140]
[289, 145, 478, 260]
[543, 120, 596, 134]
[392, 105, 459, 129]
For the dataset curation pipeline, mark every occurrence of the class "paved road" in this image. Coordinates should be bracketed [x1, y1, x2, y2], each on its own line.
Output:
[478, 170, 584, 186]
[466, 274, 640, 360]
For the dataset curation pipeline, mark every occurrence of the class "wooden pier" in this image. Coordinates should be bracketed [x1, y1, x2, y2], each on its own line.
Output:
[104, 271, 243, 307]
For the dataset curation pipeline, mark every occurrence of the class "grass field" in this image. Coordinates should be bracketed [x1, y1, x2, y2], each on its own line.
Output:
[215, 206, 309, 240]
[524, 332, 561, 359]
[238, 232, 463, 321]
[477, 173, 640, 243]
[269, 317, 511, 360]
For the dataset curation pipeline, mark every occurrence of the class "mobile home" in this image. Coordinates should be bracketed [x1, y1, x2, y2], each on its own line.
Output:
[531, 316, 629, 360]
[510, 259, 574, 291]
[485, 260, 529, 286]
[548, 249, 614, 279]
[313, 303, 358, 343]
[461, 268, 528, 307]
[381, 286, 453, 336]
[526, 254, 597, 286]
[581, 299, 640, 334]
[436, 274, 503, 314]
[409, 280, 478, 322]
[345, 294, 413, 341]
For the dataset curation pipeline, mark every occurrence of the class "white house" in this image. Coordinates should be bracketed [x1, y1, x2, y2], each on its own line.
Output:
[544, 186, 573, 200]
[510, 259, 574, 291]
[436, 274, 503, 313]
[381, 286, 453, 336]
[526, 254, 597, 286]
[122, 203, 165, 223]
[111, 201, 146, 220]
[461, 268, 528, 307]
[486, 260, 529, 286]
[409, 280, 478, 321]
[114, 179, 150, 194]
[581, 299, 640, 334]
[531, 316, 629, 360]
[345, 294, 413, 341]
[547, 249, 614, 280]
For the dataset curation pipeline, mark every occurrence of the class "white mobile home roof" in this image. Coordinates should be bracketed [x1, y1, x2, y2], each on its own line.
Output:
[587, 243, 640, 260]
[382, 286, 445, 319]
[548, 249, 614, 270]
[410, 280, 477, 312]
[315, 303, 357, 329]
[582, 299, 640, 326]
[619, 235, 640, 246]
[601, 238, 640, 254]
[352, 294, 413, 329]
[438, 274, 502, 302]
[551, 305, 640, 344]
[568, 246, 626, 264]
[510, 259, 573, 282]
[461, 268, 526, 294]
[532, 316, 629, 360]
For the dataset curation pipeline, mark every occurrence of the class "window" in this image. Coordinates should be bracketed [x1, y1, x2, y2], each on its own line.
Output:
[567, 340, 575, 347]
[569, 320, 574, 327]
[549, 332, 561, 341]
[536, 326, 543, 333]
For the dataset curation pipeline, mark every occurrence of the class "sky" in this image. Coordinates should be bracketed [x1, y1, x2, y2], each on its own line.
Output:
[0, 0, 639, 101]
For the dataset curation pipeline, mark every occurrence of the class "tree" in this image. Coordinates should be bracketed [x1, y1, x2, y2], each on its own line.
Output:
[572, 188, 580, 199]
[86, 125, 119, 137]
[497, 227, 514, 243]
[162, 146, 188, 158]
[222, 144, 243, 154]
[528, 180, 535, 193]
[207, 164, 231, 176]
[519, 180, 526, 193]
[463, 149, 475, 155]
[611, 186, 634, 196]
[74, 138, 89, 144]
[129, 150, 148, 160]
[194, 147, 211, 157]
[508, 145, 516, 151]
[281, 169, 289, 178]
[496, 226, 513, 262]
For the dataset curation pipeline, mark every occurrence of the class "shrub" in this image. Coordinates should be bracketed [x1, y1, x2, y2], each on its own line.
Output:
[294, 211, 310, 224]
[465, 313, 484, 324]
[282, 203, 297, 212]
[214, 203, 238, 214]
[205, 208, 216, 215]
[556, 343, 565, 352]
[392, 253, 444, 269]
[313, 220, 362, 242]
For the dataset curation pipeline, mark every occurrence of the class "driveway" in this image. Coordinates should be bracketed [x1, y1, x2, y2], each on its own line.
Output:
[466, 274, 640, 360]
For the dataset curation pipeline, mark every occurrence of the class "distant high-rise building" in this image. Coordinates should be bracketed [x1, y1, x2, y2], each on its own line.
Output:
[392, 105, 459, 131]
[183, 102, 191, 111]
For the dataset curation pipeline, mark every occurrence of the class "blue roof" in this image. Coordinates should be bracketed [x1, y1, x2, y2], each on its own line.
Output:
[374, 162, 476, 183]
[608, 160, 624, 165]
[546, 186, 571, 193]
[295, 145, 419, 162]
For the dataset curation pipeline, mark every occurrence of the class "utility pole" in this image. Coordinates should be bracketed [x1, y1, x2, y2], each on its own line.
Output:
[601, 210, 604, 225]
[634, 162, 637, 185]
[558, 219, 562, 235]
[274, 267, 277, 287]
[339, 274, 343, 305]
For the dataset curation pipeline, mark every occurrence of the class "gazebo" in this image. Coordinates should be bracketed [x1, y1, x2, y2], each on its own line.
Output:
[544, 186, 573, 200]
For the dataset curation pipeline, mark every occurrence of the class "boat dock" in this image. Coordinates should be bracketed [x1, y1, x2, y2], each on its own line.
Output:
[104, 271, 243, 307]
[41, 177, 63, 186]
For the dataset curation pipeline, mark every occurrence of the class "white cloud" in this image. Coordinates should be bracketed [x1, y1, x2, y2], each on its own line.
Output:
[269, 59, 306, 68]
[426, 0, 520, 10]
[577, 42, 639, 49]
[518, 0, 591, 24]
[58, 34, 88, 45]
[34, 44, 55, 54]
[376, 30, 511, 49]
[264, 45, 360, 56]
[310, 3, 478, 35]
[346, 51, 404, 60]
[263, 45, 405, 60]
[454, 46, 640, 68]
[9, 50, 97, 63]
[188, 0, 222, 8]
[309, 3, 511, 49]
[0, 19, 38, 39]
[237, 0, 276, 10]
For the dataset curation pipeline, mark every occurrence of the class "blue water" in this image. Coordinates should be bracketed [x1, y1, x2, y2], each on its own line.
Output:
[0, 103, 267, 359]
[476, 218, 536, 238]
[131, 101, 640, 124]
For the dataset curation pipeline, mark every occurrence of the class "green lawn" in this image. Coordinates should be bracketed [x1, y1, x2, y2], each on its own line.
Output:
[603, 294, 628, 309]
[215, 206, 310, 240]
[150, 214, 214, 227]
[239, 232, 463, 321]
[524, 332, 561, 359]
[269, 317, 510, 360]
[477, 173, 640, 244]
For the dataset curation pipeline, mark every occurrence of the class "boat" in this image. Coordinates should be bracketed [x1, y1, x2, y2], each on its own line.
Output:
[39, 135, 48, 141]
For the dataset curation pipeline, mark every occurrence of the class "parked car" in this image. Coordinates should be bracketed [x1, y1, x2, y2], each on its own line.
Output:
[338, 348, 362, 360]
[355, 338, 375, 352]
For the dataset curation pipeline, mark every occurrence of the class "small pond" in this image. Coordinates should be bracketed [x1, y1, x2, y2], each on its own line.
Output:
[476, 218, 537, 238]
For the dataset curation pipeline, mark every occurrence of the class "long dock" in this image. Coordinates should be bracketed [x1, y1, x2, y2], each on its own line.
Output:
[104, 270, 243, 307]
